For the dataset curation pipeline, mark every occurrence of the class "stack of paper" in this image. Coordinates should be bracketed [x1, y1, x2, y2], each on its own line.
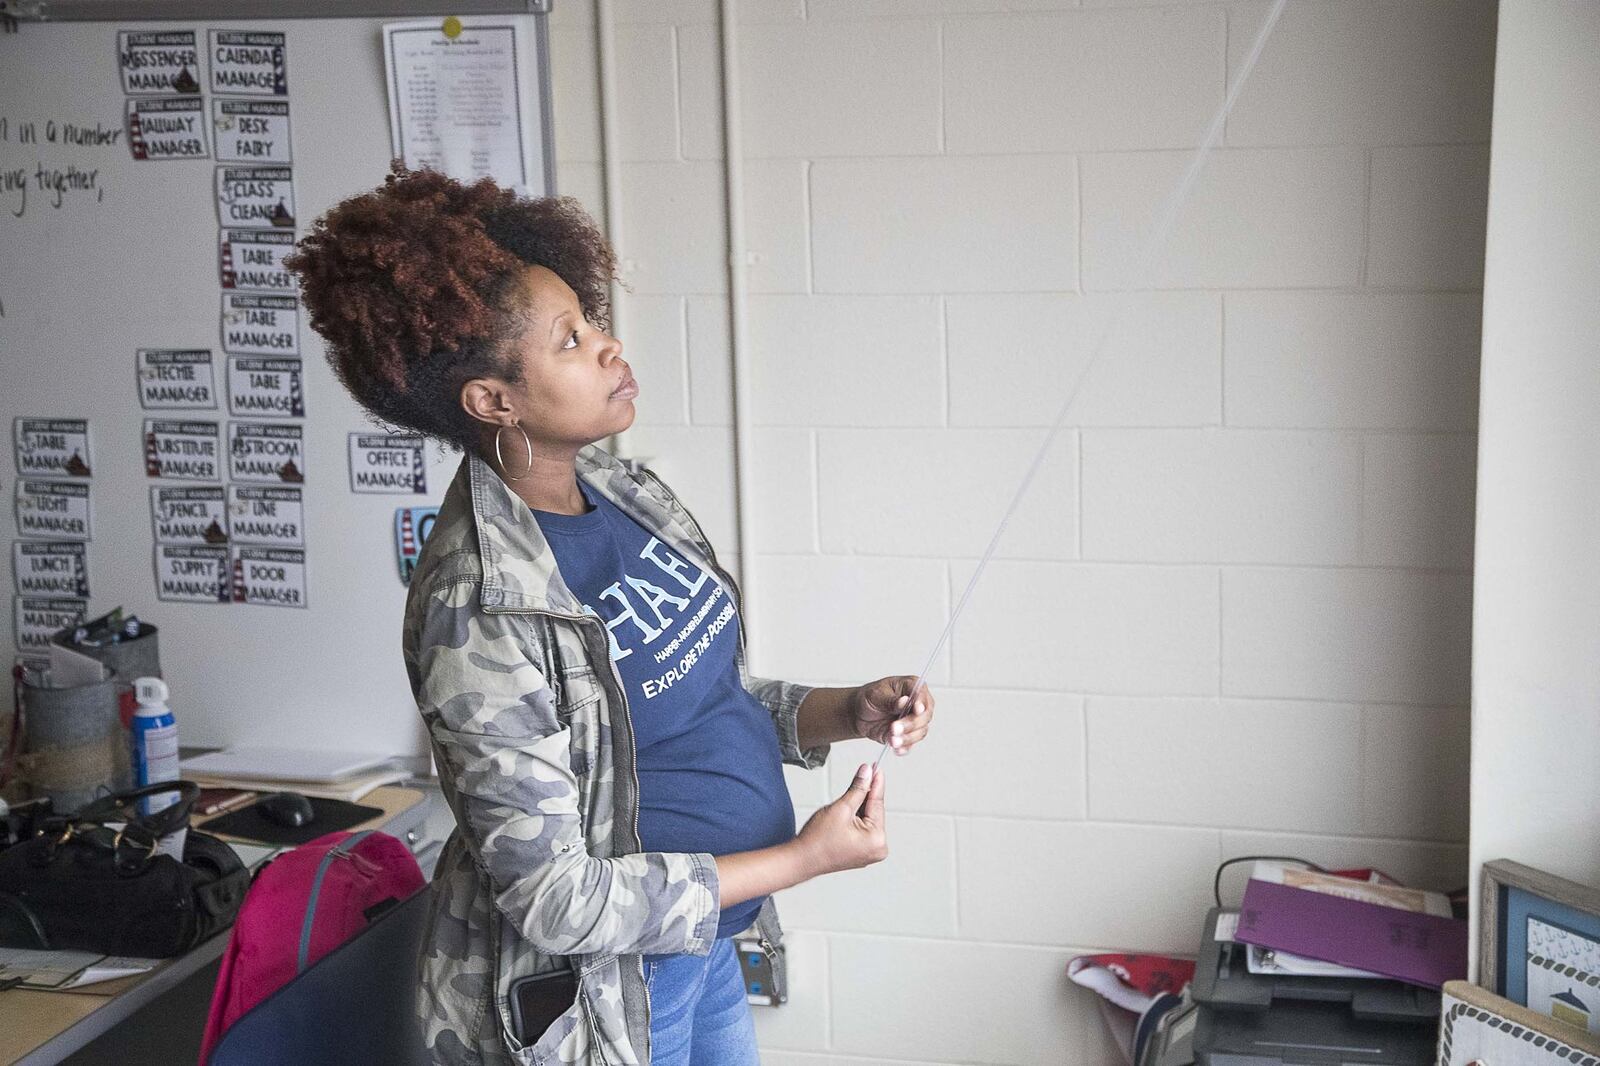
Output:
[179, 747, 410, 802]
[1232, 861, 1468, 988]
[0, 947, 158, 990]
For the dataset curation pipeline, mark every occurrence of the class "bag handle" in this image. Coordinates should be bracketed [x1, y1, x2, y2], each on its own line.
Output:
[73, 780, 202, 844]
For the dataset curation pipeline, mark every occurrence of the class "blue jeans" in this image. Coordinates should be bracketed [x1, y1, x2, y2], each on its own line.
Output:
[643, 936, 761, 1065]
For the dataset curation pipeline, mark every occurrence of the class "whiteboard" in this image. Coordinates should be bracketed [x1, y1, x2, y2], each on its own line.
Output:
[0, 13, 554, 760]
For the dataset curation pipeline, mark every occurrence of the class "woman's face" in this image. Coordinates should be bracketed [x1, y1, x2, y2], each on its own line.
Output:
[476, 264, 636, 450]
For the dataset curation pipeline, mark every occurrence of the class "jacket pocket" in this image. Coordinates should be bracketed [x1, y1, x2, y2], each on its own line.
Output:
[494, 908, 605, 1065]
[557, 663, 603, 783]
[502, 981, 592, 1065]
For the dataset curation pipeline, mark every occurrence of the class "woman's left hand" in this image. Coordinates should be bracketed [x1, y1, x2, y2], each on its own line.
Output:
[848, 676, 935, 756]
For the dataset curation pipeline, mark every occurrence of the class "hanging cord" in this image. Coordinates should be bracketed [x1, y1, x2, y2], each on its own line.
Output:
[872, 0, 1290, 770]
[1212, 855, 1327, 908]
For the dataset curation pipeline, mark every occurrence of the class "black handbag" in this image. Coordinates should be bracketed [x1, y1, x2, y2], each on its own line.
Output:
[0, 780, 250, 958]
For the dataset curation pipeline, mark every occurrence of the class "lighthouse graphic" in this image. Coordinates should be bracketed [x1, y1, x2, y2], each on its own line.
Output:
[219, 236, 236, 288]
[144, 429, 162, 477]
[411, 446, 425, 492]
[231, 552, 247, 603]
[289, 369, 304, 417]
[127, 106, 148, 161]
[215, 554, 232, 602]
[399, 507, 416, 554]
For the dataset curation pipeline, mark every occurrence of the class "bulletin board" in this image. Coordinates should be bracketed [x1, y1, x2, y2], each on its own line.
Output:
[0, 6, 556, 759]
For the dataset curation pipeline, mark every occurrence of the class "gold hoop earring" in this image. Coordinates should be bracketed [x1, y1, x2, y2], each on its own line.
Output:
[494, 420, 534, 481]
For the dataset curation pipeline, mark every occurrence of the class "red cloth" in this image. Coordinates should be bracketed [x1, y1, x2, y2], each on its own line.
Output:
[1067, 952, 1194, 1010]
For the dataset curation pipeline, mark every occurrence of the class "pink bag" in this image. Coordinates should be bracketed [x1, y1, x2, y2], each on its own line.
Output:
[198, 829, 426, 1064]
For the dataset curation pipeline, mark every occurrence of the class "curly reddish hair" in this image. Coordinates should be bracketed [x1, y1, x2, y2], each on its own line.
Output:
[285, 161, 617, 450]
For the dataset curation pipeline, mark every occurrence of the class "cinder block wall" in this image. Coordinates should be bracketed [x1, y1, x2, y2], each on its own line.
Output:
[549, 2, 1493, 1061]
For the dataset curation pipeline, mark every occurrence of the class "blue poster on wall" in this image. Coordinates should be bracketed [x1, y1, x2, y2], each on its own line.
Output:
[394, 506, 438, 586]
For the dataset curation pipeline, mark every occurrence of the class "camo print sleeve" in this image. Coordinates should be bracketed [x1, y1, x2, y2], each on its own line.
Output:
[743, 674, 830, 771]
[415, 579, 723, 958]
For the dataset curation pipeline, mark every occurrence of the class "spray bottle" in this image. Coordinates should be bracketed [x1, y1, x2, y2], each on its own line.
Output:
[130, 677, 180, 818]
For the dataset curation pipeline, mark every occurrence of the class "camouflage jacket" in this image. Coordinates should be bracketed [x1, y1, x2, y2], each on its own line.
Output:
[403, 445, 832, 1065]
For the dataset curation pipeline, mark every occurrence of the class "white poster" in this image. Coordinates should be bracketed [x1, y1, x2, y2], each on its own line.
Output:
[212, 100, 292, 164]
[143, 419, 223, 481]
[154, 544, 232, 604]
[231, 546, 307, 608]
[221, 293, 300, 356]
[14, 418, 92, 478]
[348, 432, 426, 493]
[150, 486, 229, 545]
[208, 30, 288, 96]
[228, 356, 304, 418]
[14, 597, 89, 653]
[228, 485, 304, 547]
[137, 349, 217, 410]
[215, 166, 295, 229]
[126, 97, 209, 160]
[227, 421, 305, 484]
[118, 30, 202, 95]
[14, 480, 92, 541]
[219, 229, 295, 292]
[12, 541, 90, 599]
[383, 17, 539, 192]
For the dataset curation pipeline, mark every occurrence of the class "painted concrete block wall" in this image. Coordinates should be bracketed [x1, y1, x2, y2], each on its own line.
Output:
[549, 2, 1491, 1061]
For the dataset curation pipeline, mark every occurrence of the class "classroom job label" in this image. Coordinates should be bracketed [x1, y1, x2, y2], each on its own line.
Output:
[144, 420, 222, 481]
[118, 31, 202, 95]
[209, 31, 288, 95]
[348, 433, 426, 493]
[228, 422, 305, 484]
[12, 542, 90, 599]
[221, 294, 299, 356]
[228, 357, 304, 418]
[14, 419, 92, 478]
[126, 98, 209, 160]
[228, 486, 304, 547]
[219, 230, 295, 292]
[215, 166, 295, 229]
[212, 101, 291, 164]
[14, 482, 92, 541]
[15, 597, 89, 653]
[231, 547, 307, 608]
[150, 486, 229, 546]
[137, 349, 217, 410]
[154, 545, 231, 604]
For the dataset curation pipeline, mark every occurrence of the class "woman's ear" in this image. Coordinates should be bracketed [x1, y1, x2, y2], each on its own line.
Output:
[460, 378, 515, 429]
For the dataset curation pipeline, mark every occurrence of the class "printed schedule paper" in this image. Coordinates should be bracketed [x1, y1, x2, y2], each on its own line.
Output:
[383, 17, 538, 193]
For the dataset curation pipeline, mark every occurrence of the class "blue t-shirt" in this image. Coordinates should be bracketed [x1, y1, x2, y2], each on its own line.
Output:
[531, 478, 796, 957]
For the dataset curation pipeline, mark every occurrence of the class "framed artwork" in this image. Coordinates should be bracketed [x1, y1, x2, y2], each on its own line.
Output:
[1481, 860, 1600, 1039]
[1439, 980, 1600, 1065]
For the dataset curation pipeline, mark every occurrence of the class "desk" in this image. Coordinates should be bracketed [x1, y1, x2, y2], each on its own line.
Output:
[0, 782, 450, 1066]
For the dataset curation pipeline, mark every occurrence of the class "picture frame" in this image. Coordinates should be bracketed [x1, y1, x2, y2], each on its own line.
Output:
[1480, 859, 1600, 1040]
[1439, 980, 1600, 1065]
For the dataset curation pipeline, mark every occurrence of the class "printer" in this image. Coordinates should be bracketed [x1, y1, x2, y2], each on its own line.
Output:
[1139, 909, 1440, 1066]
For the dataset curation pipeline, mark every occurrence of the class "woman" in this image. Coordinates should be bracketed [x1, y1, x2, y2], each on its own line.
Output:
[287, 164, 936, 1066]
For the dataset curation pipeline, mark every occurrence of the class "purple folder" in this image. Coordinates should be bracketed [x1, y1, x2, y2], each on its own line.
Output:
[1235, 878, 1468, 989]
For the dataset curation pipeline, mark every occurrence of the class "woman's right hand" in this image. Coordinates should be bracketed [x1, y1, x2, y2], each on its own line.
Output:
[793, 763, 887, 877]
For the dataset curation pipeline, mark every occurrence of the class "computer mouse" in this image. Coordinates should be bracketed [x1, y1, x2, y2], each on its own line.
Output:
[256, 791, 316, 828]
